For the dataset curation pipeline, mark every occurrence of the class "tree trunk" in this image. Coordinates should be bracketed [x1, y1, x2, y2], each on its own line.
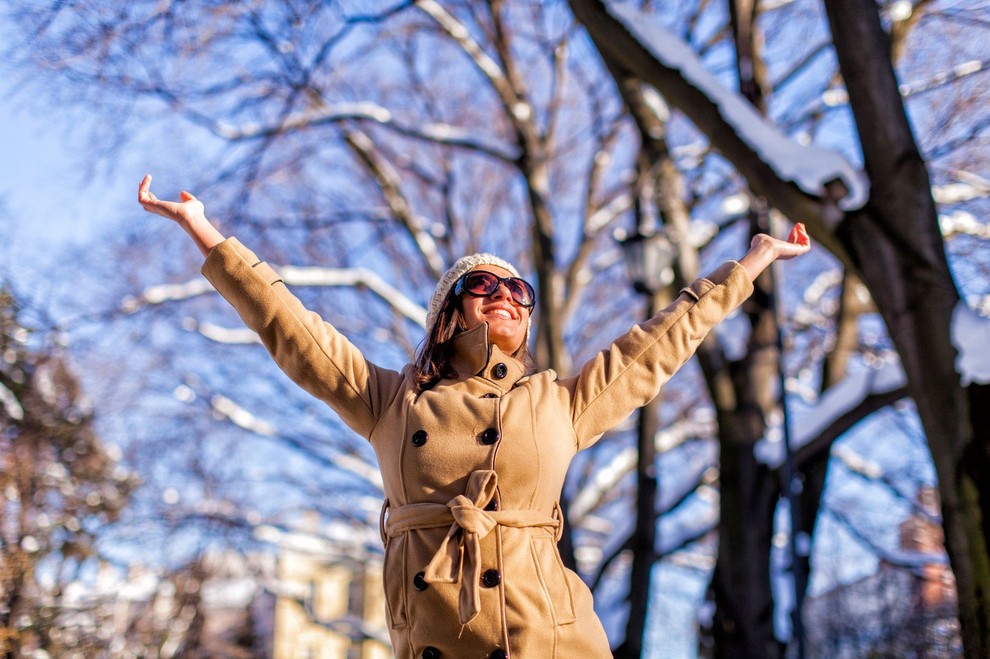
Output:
[823, 0, 990, 655]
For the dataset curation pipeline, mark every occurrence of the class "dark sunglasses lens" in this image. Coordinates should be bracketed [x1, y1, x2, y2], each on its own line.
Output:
[465, 272, 499, 296]
[506, 279, 534, 306]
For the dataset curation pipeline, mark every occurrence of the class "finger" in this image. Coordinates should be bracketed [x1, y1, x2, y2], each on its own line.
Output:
[787, 222, 810, 247]
[138, 174, 152, 202]
[180, 191, 196, 201]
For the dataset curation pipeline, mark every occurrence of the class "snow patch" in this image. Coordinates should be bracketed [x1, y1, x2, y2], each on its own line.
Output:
[755, 361, 907, 467]
[952, 302, 990, 385]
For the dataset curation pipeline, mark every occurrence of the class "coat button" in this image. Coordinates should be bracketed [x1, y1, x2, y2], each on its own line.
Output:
[482, 568, 501, 588]
[423, 648, 441, 659]
[481, 428, 500, 445]
[413, 572, 429, 591]
[492, 362, 508, 379]
[489, 650, 508, 659]
[484, 498, 498, 511]
[481, 393, 498, 399]
[412, 430, 428, 447]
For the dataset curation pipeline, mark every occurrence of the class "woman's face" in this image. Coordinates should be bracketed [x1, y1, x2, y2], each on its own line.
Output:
[459, 265, 531, 355]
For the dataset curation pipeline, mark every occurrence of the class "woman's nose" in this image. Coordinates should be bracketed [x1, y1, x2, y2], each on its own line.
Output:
[489, 283, 511, 301]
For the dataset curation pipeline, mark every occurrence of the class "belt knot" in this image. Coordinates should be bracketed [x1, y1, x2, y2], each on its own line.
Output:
[423, 469, 498, 625]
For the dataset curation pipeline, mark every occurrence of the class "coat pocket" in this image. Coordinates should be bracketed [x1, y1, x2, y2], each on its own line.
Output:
[530, 535, 577, 625]
[383, 535, 408, 629]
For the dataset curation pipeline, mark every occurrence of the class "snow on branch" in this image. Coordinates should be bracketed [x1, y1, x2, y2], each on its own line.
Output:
[0, 381, 24, 420]
[211, 394, 278, 437]
[933, 170, 990, 205]
[569, 410, 717, 520]
[181, 318, 261, 345]
[952, 302, 990, 385]
[278, 265, 427, 328]
[212, 101, 519, 162]
[414, 0, 531, 123]
[756, 361, 908, 468]
[208, 394, 385, 490]
[899, 58, 990, 98]
[939, 211, 990, 239]
[588, 1, 870, 214]
[122, 266, 428, 328]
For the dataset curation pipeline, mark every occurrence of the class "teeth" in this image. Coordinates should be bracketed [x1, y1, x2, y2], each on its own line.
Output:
[489, 309, 512, 319]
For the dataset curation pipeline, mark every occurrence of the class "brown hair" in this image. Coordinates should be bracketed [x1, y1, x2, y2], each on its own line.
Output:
[413, 287, 534, 388]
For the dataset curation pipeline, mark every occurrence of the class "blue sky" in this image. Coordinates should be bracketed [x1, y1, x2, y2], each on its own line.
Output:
[0, 70, 140, 278]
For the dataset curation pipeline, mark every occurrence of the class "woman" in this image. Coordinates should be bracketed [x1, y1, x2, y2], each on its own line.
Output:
[138, 174, 810, 658]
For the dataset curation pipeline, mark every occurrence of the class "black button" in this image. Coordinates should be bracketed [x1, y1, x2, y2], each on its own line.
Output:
[484, 499, 498, 511]
[490, 650, 508, 659]
[412, 430, 428, 447]
[481, 428, 500, 445]
[413, 572, 429, 591]
[482, 393, 498, 399]
[482, 568, 501, 588]
[492, 363, 508, 379]
[423, 648, 441, 659]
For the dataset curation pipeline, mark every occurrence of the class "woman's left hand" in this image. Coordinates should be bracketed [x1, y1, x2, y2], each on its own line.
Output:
[738, 222, 811, 281]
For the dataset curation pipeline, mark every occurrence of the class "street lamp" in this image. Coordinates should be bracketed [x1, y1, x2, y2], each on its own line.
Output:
[615, 228, 676, 295]
[613, 225, 677, 658]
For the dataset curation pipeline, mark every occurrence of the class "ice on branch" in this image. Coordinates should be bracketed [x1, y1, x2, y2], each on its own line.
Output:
[608, 2, 870, 212]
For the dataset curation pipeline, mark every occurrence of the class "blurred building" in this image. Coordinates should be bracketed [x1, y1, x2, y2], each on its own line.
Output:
[804, 487, 960, 658]
[261, 513, 391, 659]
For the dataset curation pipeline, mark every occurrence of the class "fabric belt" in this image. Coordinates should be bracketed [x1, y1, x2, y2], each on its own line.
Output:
[380, 469, 562, 626]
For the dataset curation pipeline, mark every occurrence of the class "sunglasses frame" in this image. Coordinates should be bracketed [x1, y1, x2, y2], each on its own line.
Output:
[454, 270, 536, 309]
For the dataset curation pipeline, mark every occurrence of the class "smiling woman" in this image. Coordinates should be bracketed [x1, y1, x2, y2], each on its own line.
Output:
[137, 173, 809, 658]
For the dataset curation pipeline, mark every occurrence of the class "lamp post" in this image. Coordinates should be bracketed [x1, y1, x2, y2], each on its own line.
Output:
[615, 227, 676, 658]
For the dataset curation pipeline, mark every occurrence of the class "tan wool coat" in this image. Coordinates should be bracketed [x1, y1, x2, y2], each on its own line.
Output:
[201, 238, 754, 659]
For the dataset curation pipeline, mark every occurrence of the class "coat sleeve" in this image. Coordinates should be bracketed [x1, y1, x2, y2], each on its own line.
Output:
[555, 261, 754, 451]
[200, 237, 405, 439]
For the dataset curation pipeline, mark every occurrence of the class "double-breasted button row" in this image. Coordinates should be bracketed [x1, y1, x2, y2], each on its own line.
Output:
[481, 428, 500, 445]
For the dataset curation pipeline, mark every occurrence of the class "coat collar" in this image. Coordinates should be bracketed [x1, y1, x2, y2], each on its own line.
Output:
[448, 323, 526, 387]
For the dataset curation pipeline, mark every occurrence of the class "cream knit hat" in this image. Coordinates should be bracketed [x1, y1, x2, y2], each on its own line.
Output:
[426, 253, 523, 331]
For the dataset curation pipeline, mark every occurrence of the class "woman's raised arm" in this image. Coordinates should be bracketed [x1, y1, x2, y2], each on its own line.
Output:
[138, 174, 226, 257]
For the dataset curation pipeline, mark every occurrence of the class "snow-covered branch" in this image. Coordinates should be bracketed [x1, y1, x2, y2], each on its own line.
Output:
[414, 0, 529, 124]
[952, 302, 990, 385]
[210, 101, 518, 162]
[122, 266, 428, 328]
[900, 58, 990, 98]
[569, 410, 717, 521]
[343, 129, 446, 279]
[756, 362, 909, 468]
[569, 0, 869, 227]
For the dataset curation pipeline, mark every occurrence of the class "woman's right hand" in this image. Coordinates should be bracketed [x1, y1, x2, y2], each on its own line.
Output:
[138, 174, 226, 256]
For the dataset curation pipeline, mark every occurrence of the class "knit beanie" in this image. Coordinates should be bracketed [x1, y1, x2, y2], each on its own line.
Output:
[426, 253, 523, 331]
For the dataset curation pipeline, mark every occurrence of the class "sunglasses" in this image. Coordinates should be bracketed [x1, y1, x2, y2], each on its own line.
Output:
[454, 270, 536, 309]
